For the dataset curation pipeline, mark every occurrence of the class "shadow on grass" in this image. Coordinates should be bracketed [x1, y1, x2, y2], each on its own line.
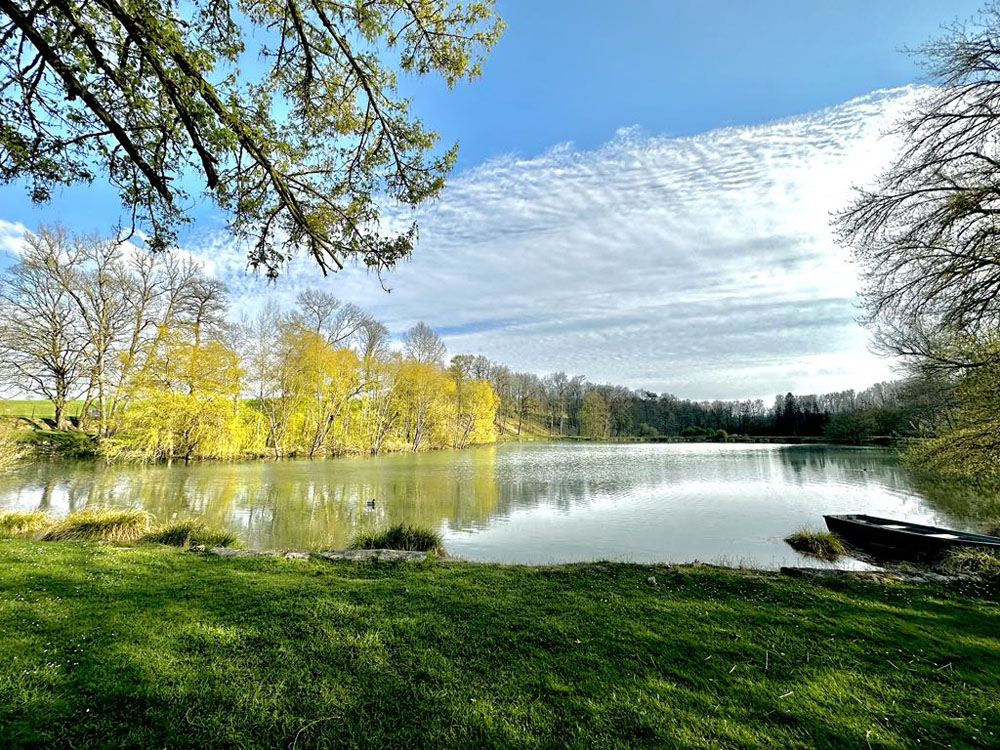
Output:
[0, 544, 997, 748]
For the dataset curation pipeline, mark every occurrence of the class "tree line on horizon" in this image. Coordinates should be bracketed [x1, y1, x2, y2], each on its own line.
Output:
[0, 226, 945, 461]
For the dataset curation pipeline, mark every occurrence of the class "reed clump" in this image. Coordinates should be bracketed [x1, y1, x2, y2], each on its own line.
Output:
[784, 528, 846, 560]
[938, 547, 1000, 579]
[143, 520, 239, 548]
[0, 510, 50, 537]
[41, 508, 153, 543]
[349, 523, 445, 555]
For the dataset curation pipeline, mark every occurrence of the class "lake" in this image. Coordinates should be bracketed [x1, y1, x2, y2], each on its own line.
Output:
[2, 442, 997, 567]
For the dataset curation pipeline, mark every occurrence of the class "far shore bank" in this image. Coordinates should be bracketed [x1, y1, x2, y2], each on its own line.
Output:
[6, 417, 907, 465]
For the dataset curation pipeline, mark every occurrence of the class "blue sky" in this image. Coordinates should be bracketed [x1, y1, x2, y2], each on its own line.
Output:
[0, 0, 978, 235]
[0, 1, 985, 398]
[404, 0, 978, 165]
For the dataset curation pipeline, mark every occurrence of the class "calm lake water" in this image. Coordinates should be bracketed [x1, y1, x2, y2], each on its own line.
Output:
[2, 442, 997, 567]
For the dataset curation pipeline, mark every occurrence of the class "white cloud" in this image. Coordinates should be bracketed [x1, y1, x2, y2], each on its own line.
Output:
[6, 87, 926, 400]
[0, 219, 28, 259]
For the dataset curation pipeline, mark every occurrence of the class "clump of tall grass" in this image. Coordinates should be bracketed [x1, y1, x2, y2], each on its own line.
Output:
[784, 528, 846, 561]
[938, 547, 1000, 578]
[41, 508, 153, 543]
[979, 518, 1000, 537]
[349, 523, 445, 555]
[0, 510, 50, 537]
[143, 520, 239, 548]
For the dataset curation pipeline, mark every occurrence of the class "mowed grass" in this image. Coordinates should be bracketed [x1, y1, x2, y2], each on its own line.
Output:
[0, 541, 997, 749]
[0, 400, 84, 419]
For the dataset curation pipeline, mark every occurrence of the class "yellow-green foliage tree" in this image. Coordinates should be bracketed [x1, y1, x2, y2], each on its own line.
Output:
[105, 325, 260, 462]
[353, 355, 403, 456]
[580, 390, 611, 439]
[907, 340, 1000, 478]
[457, 379, 500, 447]
[71, 277, 504, 461]
[396, 361, 457, 452]
[234, 308, 502, 459]
[288, 328, 362, 458]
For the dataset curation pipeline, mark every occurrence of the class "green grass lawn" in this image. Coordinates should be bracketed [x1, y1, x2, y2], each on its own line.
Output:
[0, 399, 84, 419]
[0, 541, 997, 749]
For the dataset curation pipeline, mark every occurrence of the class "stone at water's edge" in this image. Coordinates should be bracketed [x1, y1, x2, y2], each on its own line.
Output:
[194, 546, 428, 562]
[779, 566, 969, 583]
[314, 549, 428, 562]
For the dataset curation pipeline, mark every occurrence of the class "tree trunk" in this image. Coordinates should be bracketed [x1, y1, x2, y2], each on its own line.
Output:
[53, 393, 66, 430]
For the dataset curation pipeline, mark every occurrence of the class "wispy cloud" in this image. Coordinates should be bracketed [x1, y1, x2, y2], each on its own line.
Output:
[2, 87, 923, 400]
[0, 219, 28, 260]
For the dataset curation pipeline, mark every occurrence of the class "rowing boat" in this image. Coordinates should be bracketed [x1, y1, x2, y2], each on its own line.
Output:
[823, 514, 1000, 561]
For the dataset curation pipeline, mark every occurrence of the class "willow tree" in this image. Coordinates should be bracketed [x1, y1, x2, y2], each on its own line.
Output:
[906, 338, 1000, 477]
[0, 1, 502, 275]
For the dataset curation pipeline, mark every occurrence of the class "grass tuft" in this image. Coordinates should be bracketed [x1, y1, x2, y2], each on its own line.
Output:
[143, 520, 239, 548]
[0, 510, 50, 537]
[41, 508, 153, 543]
[938, 547, 1000, 578]
[784, 528, 846, 560]
[349, 523, 445, 554]
[979, 518, 1000, 537]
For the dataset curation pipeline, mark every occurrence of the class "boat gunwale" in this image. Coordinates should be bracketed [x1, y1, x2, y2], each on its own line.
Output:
[824, 513, 1000, 547]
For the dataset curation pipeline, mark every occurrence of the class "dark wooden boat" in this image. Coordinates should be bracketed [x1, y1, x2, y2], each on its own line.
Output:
[824, 514, 1000, 562]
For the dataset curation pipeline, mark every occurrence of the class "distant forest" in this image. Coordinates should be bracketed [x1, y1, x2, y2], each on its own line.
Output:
[466, 363, 941, 444]
[0, 227, 946, 461]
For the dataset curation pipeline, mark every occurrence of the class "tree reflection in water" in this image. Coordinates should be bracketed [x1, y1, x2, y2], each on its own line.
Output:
[1, 443, 998, 564]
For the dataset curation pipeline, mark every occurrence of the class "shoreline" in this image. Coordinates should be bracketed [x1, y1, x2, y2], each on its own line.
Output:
[11, 426, 903, 465]
[193, 542, 976, 583]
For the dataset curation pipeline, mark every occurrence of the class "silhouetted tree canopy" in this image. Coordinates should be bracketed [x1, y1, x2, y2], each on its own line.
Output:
[836, 5, 1000, 369]
[0, 0, 502, 276]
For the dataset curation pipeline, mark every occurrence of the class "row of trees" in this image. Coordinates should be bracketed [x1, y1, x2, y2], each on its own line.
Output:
[535, 380, 940, 443]
[0, 226, 961, 461]
[0, 227, 499, 461]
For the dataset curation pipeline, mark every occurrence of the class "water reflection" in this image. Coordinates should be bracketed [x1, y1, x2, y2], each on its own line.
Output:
[1, 443, 997, 567]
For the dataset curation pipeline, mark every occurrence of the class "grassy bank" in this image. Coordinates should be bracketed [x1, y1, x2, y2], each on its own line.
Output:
[0, 399, 84, 420]
[0, 541, 997, 748]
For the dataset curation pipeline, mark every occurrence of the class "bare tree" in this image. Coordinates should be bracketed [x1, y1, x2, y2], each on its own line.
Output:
[355, 317, 390, 363]
[512, 372, 542, 435]
[294, 288, 369, 346]
[0, 227, 88, 427]
[177, 277, 227, 348]
[106, 250, 169, 421]
[55, 233, 134, 435]
[295, 289, 341, 334]
[402, 321, 447, 365]
[836, 7, 1000, 370]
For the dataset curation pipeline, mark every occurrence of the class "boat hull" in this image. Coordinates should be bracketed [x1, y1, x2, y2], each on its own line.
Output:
[824, 514, 1000, 563]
